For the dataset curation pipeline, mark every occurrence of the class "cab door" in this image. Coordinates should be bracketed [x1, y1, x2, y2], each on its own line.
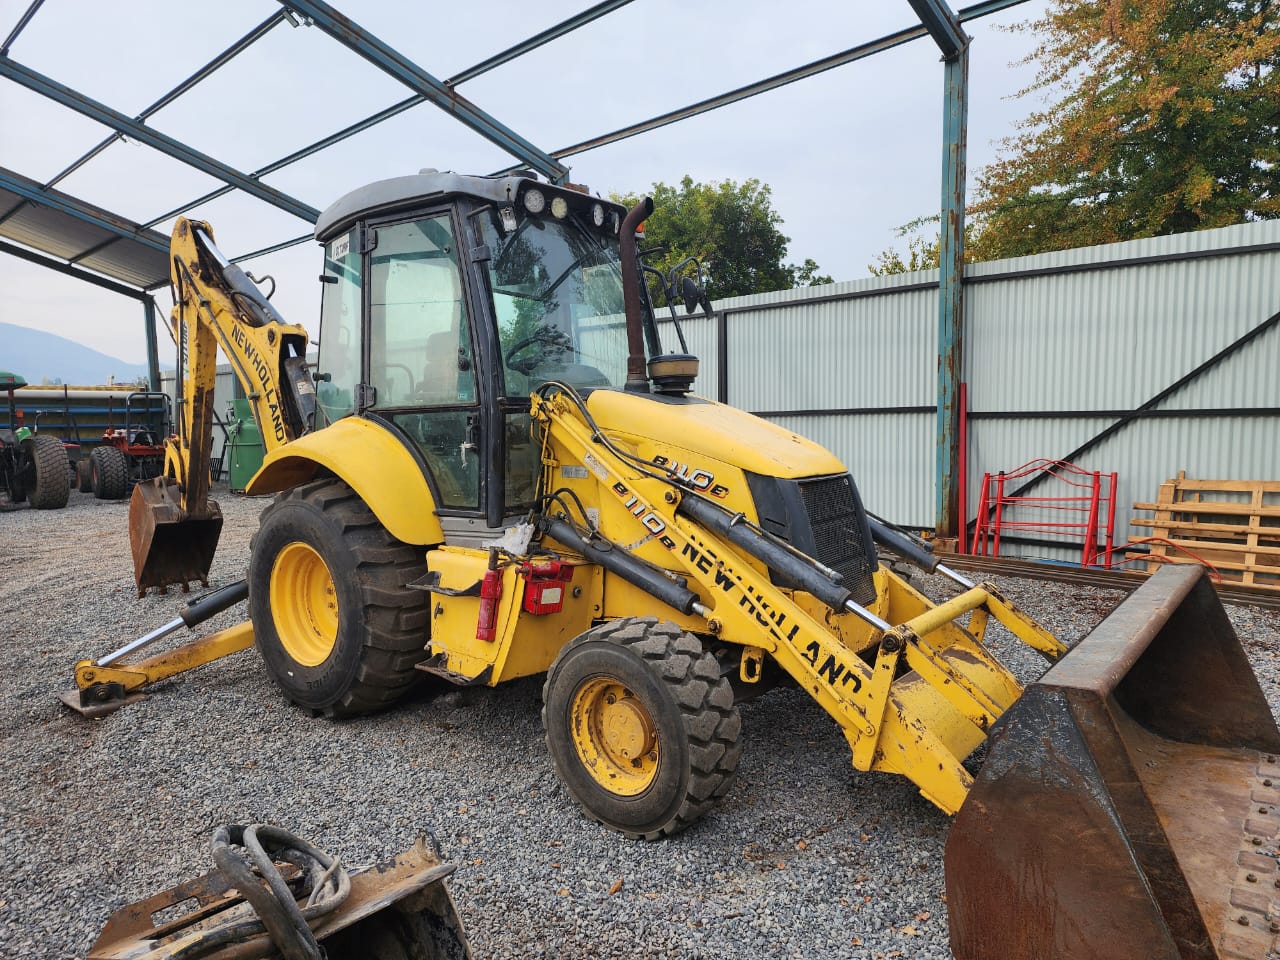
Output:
[363, 211, 484, 514]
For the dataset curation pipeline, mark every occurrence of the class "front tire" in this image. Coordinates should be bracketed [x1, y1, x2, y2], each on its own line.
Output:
[76, 458, 92, 493]
[248, 478, 429, 717]
[542, 618, 743, 840]
[90, 445, 128, 500]
[27, 435, 70, 509]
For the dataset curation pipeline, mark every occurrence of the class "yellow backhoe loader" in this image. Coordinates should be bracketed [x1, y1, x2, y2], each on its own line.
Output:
[71, 170, 1280, 957]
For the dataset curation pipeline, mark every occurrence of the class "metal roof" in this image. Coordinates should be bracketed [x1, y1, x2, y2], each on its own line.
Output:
[0, 164, 170, 288]
[0, 0, 1028, 301]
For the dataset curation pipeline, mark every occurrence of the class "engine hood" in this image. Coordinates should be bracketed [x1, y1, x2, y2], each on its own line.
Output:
[584, 389, 846, 480]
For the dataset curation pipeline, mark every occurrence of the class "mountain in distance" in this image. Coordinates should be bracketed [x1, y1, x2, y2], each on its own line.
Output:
[0, 322, 150, 386]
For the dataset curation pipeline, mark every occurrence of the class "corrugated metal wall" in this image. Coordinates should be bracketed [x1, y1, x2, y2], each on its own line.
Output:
[159, 219, 1280, 565]
[696, 219, 1280, 562]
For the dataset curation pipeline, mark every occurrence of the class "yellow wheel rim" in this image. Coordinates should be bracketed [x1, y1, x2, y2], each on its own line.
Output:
[570, 677, 659, 796]
[269, 541, 338, 667]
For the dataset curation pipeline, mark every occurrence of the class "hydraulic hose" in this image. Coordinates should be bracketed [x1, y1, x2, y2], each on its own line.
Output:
[169, 824, 350, 960]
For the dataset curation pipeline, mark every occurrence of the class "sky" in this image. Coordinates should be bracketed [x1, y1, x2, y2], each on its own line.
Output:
[0, 0, 1051, 368]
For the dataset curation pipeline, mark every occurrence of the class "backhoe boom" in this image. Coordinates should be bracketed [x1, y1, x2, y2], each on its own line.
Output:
[129, 218, 315, 595]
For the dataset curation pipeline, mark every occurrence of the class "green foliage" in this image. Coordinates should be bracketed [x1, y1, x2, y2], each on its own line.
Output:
[975, 0, 1280, 257]
[613, 176, 832, 301]
[866, 220, 999, 275]
[868, 235, 942, 276]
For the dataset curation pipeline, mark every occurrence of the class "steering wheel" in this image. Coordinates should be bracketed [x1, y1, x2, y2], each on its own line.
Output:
[504, 333, 570, 375]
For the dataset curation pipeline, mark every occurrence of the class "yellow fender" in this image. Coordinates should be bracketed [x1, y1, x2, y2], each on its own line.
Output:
[245, 417, 444, 546]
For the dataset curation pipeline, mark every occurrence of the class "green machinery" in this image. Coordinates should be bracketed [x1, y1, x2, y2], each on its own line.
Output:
[225, 398, 266, 493]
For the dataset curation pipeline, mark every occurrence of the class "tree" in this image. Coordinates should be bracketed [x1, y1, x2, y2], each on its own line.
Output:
[868, 234, 941, 276]
[613, 176, 832, 301]
[975, 0, 1280, 258]
[867, 221, 998, 276]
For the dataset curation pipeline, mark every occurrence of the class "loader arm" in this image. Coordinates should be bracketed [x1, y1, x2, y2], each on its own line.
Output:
[532, 386, 1068, 814]
[130, 218, 316, 595]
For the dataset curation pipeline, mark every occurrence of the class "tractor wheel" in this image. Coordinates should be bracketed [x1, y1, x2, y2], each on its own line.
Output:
[89, 446, 128, 500]
[27, 435, 70, 509]
[76, 458, 92, 493]
[248, 478, 428, 717]
[542, 618, 743, 840]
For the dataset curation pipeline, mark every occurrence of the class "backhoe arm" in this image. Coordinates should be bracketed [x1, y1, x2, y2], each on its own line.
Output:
[166, 217, 315, 509]
[129, 218, 315, 596]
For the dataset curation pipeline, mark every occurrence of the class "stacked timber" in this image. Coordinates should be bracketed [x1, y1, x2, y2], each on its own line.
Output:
[1128, 471, 1280, 591]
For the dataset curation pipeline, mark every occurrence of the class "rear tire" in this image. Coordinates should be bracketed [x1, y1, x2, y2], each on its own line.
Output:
[248, 478, 429, 717]
[27, 435, 70, 509]
[90, 445, 128, 500]
[76, 458, 92, 493]
[542, 618, 743, 840]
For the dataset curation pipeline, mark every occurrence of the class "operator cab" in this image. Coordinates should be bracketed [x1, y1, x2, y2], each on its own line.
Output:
[313, 170, 640, 535]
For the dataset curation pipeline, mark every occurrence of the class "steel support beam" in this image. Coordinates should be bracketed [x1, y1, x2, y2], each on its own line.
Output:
[0, 166, 169, 255]
[934, 46, 969, 538]
[144, 297, 162, 391]
[42, 11, 287, 191]
[908, 0, 968, 57]
[142, 3, 626, 229]
[446, 0, 634, 86]
[0, 0, 45, 56]
[281, 0, 568, 183]
[497, 0, 1025, 169]
[143, 94, 424, 229]
[910, 0, 971, 538]
[0, 56, 319, 223]
[0, 238, 147, 300]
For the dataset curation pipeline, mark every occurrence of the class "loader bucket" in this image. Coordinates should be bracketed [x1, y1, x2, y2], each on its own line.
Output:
[946, 564, 1280, 960]
[129, 476, 222, 596]
[86, 834, 471, 960]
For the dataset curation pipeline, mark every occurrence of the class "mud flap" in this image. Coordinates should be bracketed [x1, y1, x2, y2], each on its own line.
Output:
[86, 832, 471, 960]
[129, 477, 223, 596]
[946, 564, 1280, 960]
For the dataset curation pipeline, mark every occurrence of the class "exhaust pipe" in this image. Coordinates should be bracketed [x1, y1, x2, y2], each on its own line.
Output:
[619, 197, 654, 393]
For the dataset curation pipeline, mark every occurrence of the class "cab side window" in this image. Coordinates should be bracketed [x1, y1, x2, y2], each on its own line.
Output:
[368, 216, 474, 407]
[369, 215, 480, 510]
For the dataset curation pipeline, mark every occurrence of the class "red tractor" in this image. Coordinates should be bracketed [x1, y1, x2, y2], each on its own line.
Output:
[80, 392, 172, 500]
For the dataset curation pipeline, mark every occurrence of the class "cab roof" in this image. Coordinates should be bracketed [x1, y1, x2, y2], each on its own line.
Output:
[313, 169, 627, 243]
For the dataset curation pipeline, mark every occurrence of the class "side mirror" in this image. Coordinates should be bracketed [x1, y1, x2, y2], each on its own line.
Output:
[686, 276, 716, 317]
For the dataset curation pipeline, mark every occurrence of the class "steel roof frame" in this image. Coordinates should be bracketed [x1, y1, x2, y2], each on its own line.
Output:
[0, 0, 1026, 528]
[0, 166, 169, 257]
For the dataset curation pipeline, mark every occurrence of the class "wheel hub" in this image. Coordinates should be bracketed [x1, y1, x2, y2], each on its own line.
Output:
[269, 541, 338, 667]
[571, 678, 659, 796]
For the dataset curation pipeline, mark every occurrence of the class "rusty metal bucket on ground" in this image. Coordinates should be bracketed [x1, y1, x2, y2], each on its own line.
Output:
[130, 476, 223, 596]
[86, 826, 471, 960]
[946, 563, 1280, 960]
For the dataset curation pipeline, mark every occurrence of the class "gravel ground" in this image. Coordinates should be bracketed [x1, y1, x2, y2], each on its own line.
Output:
[1, 486, 1279, 959]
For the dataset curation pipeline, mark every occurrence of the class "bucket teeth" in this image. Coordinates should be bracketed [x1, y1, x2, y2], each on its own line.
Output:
[129, 478, 223, 596]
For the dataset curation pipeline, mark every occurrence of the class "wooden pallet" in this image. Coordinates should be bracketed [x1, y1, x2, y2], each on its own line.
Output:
[1128, 472, 1280, 591]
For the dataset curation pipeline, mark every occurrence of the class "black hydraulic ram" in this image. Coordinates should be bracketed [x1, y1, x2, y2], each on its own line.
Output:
[866, 517, 975, 590]
[545, 518, 704, 616]
[676, 494, 894, 632]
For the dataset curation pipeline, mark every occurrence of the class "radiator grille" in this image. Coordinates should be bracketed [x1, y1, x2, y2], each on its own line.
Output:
[797, 475, 877, 606]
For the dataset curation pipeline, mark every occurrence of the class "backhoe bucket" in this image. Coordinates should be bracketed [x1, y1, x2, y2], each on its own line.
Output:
[129, 476, 223, 596]
[86, 835, 471, 960]
[946, 564, 1280, 960]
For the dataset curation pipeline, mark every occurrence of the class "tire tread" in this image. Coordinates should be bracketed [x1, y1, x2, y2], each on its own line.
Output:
[543, 616, 742, 840]
[255, 479, 427, 717]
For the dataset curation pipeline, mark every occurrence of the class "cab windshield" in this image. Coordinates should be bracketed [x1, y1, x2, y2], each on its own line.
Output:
[477, 209, 629, 394]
